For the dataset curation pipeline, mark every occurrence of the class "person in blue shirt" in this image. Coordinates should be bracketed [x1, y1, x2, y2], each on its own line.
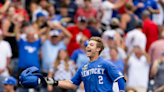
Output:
[45, 37, 126, 92]
[133, 0, 159, 19]
[110, 47, 125, 73]
[2, 77, 17, 92]
[54, 0, 77, 22]
[70, 36, 89, 69]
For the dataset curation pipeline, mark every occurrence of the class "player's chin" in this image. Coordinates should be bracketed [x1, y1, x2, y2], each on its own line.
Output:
[86, 53, 91, 57]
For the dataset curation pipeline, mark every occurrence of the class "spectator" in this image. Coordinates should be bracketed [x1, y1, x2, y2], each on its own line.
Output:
[70, 36, 89, 69]
[100, 35, 127, 61]
[151, 50, 164, 91]
[133, 0, 159, 19]
[32, 0, 49, 22]
[0, 0, 12, 13]
[41, 23, 72, 92]
[67, 16, 91, 56]
[13, 0, 29, 21]
[59, 3, 73, 27]
[2, 6, 19, 75]
[14, 24, 49, 74]
[54, 0, 77, 22]
[148, 31, 164, 68]
[153, 0, 164, 38]
[41, 23, 72, 76]
[0, 30, 12, 92]
[101, 0, 125, 31]
[110, 47, 124, 73]
[74, 0, 98, 23]
[87, 17, 101, 37]
[120, 2, 138, 34]
[2, 77, 17, 92]
[46, 4, 62, 27]
[142, 10, 159, 52]
[75, 0, 104, 20]
[125, 45, 150, 92]
[125, 20, 146, 54]
[47, 48, 75, 92]
[102, 18, 124, 48]
[33, 12, 48, 35]
[14, 24, 49, 91]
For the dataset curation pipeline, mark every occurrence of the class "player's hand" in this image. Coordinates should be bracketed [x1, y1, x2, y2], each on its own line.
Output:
[44, 77, 58, 86]
[44, 77, 55, 85]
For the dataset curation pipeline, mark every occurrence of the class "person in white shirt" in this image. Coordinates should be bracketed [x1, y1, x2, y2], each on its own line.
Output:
[125, 20, 147, 54]
[0, 29, 12, 91]
[101, 0, 125, 30]
[125, 45, 150, 92]
[153, 0, 164, 37]
[100, 35, 127, 60]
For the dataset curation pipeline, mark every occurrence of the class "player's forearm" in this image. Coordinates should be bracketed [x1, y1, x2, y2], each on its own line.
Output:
[58, 81, 77, 89]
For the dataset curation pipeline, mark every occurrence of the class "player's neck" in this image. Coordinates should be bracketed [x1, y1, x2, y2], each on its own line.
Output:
[90, 55, 99, 62]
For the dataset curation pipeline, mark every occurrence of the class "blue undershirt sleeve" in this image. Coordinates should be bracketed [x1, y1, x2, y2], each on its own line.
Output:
[117, 78, 125, 91]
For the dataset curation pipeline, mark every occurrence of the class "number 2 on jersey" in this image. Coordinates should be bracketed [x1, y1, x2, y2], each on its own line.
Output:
[98, 76, 103, 84]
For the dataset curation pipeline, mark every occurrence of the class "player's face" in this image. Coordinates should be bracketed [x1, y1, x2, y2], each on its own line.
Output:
[86, 40, 100, 58]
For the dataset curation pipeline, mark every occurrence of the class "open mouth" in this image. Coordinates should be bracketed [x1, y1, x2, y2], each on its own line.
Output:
[87, 50, 91, 52]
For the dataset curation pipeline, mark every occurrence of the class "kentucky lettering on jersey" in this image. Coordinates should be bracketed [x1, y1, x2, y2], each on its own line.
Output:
[70, 57, 124, 92]
[81, 68, 105, 77]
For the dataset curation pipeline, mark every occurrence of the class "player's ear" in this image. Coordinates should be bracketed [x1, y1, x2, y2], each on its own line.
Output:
[96, 47, 101, 52]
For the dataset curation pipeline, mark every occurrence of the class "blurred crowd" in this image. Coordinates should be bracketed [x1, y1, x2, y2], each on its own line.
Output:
[0, 0, 164, 92]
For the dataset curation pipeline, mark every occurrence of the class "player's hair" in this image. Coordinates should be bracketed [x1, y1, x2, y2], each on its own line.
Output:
[89, 36, 105, 54]
[54, 49, 69, 71]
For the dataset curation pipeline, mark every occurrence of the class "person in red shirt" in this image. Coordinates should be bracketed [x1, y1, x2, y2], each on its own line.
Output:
[67, 16, 91, 56]
[74, 0, 98, 23]
[142, 10, 158, 52]
[13, 0, 29, 21]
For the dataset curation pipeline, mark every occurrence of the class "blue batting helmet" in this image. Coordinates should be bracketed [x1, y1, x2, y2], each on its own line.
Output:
[19, 66, 43, 88]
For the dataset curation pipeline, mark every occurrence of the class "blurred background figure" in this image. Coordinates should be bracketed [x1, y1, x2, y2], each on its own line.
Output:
[100, 35, 127, 61]
[151, 50, 164, 91]
[55, 0, 77, 22]
[125, 45, 150, 92]
[47, 48, 75, 92]
[74, 0, 98, 23]
[2, 76, 17, 92]
[70, 36, 89, 69]
[142, 10, 159, 52]
[148, 31, 164, 78]
[109, 47, 124, 73]
[41, 23, 72, 92]
[0, 29, 12, 92]
[67, 16, 91, 56]
[120, 1, 138, 34]
[125, 20, 146, 54]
